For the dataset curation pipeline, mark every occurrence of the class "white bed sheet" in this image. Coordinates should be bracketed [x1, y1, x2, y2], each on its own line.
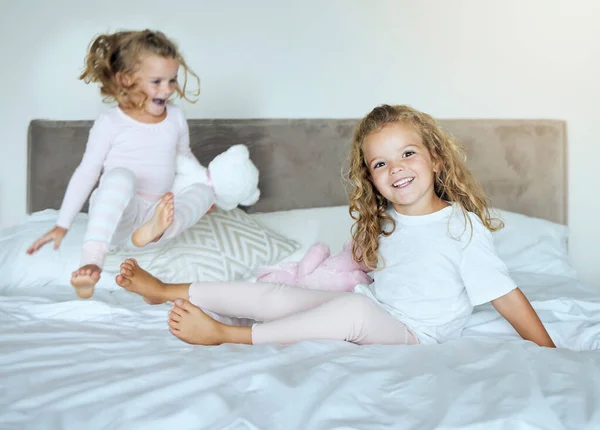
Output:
[1, 272, 600, 430]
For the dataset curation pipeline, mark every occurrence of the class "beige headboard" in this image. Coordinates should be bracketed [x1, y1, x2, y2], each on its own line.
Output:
[27, 118, 567, 224]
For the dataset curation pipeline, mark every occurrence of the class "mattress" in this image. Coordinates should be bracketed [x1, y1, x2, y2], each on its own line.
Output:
[1, 206, 599, 429]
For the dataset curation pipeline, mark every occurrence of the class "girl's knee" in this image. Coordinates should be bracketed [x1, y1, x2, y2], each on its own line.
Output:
[336, 294, 377, 316]
[102, 167, 136, 191]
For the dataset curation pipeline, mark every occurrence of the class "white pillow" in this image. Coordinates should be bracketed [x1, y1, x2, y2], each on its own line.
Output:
[250, 205, 354, 260]
[490, 208, 577, 279]
[251, 205, 578, 279]
[0, 208, 299, 292]
[0, 210, 89, 291]
[0, 205, 576, 294]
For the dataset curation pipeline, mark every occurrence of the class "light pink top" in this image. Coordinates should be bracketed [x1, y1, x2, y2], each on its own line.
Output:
[57, 104, 199, 229]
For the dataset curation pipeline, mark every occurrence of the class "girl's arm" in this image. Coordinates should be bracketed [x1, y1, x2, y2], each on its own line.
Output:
[491, 288, 556, 348]
[55, 115, 112, 229]
[174, 107, 203, 166]
[459, 215, 555, 348]
[28, 117, 111, 254]
[173, 107, 215, 215]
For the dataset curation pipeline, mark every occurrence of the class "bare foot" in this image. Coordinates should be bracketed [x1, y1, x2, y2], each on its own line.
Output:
[71, 264, 101, 299]
[115, 258, 168, 304]
[131, 193, 174, 247]
[168, 299, 227, 345]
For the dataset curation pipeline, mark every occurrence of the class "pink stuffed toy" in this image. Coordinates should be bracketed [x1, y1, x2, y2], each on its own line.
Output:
[255, 240, 372, 292]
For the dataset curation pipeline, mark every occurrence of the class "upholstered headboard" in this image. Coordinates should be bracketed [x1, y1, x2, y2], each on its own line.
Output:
[27, 118, 567, 224]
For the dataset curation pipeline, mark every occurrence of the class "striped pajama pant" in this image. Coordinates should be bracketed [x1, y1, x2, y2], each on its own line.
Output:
[81, 167, 213, 268]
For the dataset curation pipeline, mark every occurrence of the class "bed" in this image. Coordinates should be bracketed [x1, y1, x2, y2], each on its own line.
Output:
[1, 116, 599, 429]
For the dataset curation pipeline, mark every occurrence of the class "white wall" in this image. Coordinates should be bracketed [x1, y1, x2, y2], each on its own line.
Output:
[2, 0, 599, 286]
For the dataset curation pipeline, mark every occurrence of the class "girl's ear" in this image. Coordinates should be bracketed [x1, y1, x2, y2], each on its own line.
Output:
[116, 71, 135, 89]
[115, 72, 126, 94]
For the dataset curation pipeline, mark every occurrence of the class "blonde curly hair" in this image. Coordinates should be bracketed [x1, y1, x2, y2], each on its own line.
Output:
[79, 29, 200, 110]
[347, 104, 503, 270]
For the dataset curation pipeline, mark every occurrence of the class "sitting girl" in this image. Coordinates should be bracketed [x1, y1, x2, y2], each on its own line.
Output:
[116, 104, 555, 348]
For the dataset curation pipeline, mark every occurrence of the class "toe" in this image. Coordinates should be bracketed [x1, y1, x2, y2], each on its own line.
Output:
[116, 275, 131, 288]
[168, 319, 180, 330]
[169, 311, 182, 322]
[174, 298, 193, 312]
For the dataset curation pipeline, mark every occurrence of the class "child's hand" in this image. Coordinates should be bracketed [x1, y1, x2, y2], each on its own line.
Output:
[26, 226, 68, 254]
[207, 204, 216, 215]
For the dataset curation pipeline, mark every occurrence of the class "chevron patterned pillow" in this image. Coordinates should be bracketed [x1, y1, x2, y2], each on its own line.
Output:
[103, 208, 300, 283]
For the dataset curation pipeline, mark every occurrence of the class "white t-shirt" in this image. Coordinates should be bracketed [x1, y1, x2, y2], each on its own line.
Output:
[355, 203, 517, 344]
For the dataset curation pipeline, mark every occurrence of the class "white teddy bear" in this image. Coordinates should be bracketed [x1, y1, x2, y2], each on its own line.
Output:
[172, 144, 260, 212]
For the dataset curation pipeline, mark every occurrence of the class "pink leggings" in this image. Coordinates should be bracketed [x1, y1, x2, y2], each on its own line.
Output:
[188, 281, 419, 346]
